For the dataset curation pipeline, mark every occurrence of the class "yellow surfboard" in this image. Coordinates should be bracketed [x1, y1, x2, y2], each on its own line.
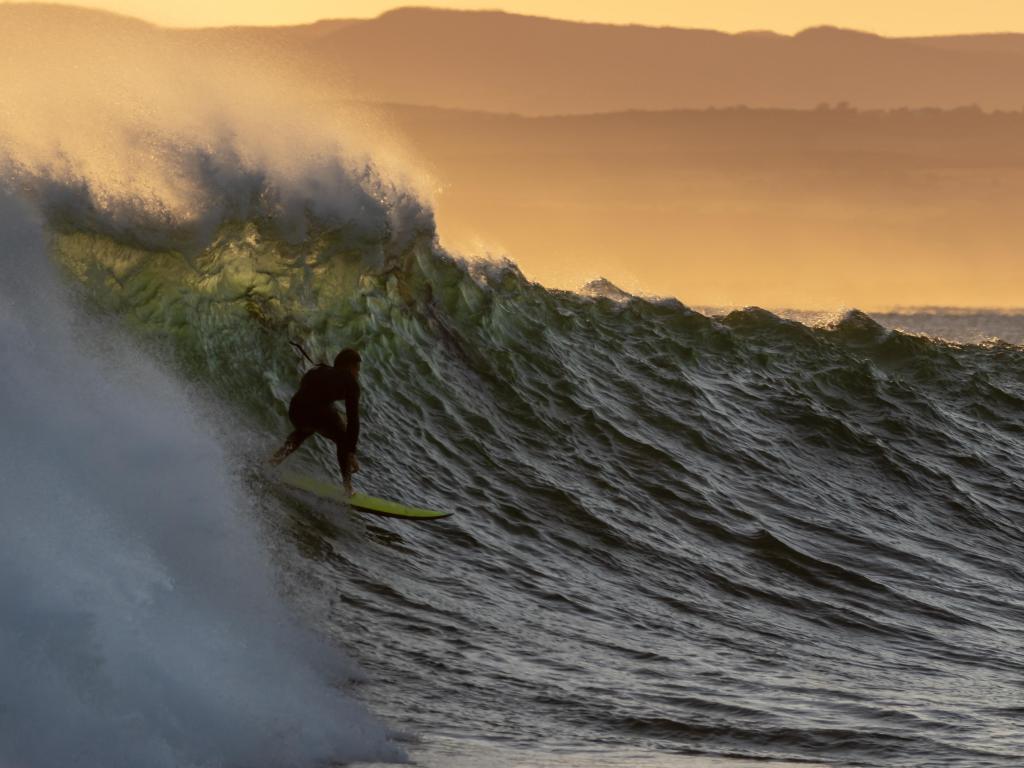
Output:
[279, 471, 452, 521]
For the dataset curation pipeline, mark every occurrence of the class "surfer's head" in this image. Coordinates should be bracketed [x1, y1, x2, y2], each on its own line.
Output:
[334, 347, 362, 376]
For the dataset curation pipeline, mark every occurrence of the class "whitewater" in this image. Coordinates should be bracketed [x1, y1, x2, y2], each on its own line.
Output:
[2, 6, 1023, 768]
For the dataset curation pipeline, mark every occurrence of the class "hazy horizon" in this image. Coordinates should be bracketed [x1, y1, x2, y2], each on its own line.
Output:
[377, 103, 1024, 310]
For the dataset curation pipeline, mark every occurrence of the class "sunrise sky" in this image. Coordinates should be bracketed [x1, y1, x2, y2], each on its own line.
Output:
[23, 0, 1024, 35]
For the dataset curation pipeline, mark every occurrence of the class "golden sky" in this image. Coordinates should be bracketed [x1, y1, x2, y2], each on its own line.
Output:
[31, 0, 1024, 35]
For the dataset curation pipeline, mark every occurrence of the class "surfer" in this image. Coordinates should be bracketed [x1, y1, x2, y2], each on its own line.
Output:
[270, 347, 362, 495]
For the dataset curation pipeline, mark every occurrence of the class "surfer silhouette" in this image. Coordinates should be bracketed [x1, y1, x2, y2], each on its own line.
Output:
[270, 347, 362, 495]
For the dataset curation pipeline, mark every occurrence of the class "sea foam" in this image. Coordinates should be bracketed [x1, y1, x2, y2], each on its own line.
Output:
[0, 193, 402, 767]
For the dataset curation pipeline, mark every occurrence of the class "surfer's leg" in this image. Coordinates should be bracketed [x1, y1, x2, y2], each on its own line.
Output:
[270, 429, 311, 465]
[272, 399, 319, 465]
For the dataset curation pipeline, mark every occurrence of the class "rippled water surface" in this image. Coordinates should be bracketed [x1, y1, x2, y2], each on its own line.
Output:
[67, 216, 1019, 768]
[7, 178, 1024, 768]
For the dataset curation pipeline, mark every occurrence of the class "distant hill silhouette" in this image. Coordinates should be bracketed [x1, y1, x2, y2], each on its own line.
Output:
[11, 5, 1024, 113]
[185, 7, 1024, 114]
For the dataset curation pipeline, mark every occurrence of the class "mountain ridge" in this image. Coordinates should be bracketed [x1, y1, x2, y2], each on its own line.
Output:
[13, 4, 1024, 114]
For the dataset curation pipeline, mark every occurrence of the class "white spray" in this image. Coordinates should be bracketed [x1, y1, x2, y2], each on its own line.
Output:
[0, 4, 428, 766]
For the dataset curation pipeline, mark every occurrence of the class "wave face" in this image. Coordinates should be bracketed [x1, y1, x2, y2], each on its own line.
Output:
[3, 7, 1023, 767]
[36, 190, 1024, 767]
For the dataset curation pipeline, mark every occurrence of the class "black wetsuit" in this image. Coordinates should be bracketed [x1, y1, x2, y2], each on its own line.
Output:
[285, 365, 360, 464]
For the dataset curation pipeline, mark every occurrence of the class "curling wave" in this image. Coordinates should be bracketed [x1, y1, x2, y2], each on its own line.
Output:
[36, 172, 1024, 767]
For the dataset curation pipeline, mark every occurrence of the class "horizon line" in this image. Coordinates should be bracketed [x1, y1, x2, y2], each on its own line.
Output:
[12, 3, 1024, 38]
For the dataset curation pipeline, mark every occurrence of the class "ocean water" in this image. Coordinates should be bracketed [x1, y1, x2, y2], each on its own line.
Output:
[3, 8, 1024, 768]
[5, 190, 1022, 767]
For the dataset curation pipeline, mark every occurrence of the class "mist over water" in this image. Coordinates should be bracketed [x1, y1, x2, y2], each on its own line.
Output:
[0, 194, 405, 767]
[3, 6, 1024, 768]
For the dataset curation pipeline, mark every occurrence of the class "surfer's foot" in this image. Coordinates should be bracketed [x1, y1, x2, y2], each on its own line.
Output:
[343, 479, 354, 497]
[269, 445, 291, 465]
